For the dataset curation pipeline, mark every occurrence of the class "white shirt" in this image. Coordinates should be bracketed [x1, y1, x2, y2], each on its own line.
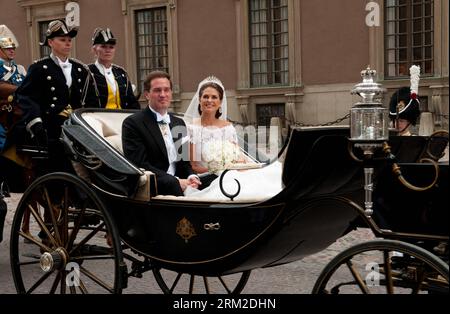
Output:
[53, 54, 72, 88]
[95, 60, 117, 95]
[149, 106, 176, 175]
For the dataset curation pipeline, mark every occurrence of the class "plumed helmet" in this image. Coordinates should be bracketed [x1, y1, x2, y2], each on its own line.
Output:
[0, 24, 19, 49]
[389, 65, 421, 126]
[40, 20, 78, 46]
[92, 28, 116, 45]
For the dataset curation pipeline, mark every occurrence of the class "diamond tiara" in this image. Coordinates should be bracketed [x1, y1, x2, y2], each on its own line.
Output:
[199, 75, 224, 89]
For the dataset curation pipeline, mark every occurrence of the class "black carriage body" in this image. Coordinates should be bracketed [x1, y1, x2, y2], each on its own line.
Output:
[61, 109, 448, 276]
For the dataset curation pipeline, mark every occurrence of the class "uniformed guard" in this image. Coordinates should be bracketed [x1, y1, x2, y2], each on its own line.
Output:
[0, 24, 26, 150]
[87, 27, 140, 109]
[389, 65, 421, 136]
[0, 25, 27, 242]
[14, 19, 98, 173]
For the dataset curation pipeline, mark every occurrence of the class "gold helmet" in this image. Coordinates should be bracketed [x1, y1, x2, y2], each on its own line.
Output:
[0, 24, 19, 49]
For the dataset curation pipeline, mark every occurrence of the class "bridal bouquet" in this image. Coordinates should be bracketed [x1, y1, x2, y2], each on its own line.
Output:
[202, 140, 241, 174]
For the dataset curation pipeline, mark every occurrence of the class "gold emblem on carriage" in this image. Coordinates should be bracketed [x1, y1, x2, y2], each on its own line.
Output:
[176, 217, 196, 243]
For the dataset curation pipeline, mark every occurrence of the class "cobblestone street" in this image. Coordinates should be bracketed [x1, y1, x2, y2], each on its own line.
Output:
[0, 193, 378, 294]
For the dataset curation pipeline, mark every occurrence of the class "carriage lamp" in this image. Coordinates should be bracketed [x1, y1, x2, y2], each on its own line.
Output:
[350, 67, 388, 148]
[350, 67, 387, 216]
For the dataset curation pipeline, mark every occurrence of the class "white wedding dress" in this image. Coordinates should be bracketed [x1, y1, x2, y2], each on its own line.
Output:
[184, 124, 283, 201]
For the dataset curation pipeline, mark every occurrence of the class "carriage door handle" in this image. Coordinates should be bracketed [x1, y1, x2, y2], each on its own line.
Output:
[204, 223, 221, 231]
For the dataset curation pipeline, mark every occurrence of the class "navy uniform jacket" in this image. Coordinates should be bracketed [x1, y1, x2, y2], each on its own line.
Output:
[87, 64, 140, 109]
[15, 56, 99, 142]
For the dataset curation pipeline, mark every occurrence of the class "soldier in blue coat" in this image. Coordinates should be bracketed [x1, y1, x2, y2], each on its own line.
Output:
[0, 24, 26, 151]
[0, 24, 27, 242]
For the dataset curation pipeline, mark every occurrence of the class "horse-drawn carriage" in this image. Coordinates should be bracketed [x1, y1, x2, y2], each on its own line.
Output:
[7, 106, 448, 294]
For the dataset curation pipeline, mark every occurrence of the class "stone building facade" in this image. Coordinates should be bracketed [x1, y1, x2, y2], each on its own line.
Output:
[1, 0, 448, 132]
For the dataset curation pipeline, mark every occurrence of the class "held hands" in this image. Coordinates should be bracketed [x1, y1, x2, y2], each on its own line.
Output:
[178, 176, 202, 191]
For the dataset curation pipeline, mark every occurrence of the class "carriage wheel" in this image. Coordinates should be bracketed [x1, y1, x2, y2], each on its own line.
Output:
[10, 172, 126, 294]
[312, 239, 449, 294]
[152, 268, 251, 294]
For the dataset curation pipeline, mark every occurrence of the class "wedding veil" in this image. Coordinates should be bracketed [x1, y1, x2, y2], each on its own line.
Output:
[183, 76, 228, 125]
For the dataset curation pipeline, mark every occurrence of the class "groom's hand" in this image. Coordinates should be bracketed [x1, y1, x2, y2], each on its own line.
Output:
[187, 175, 201, 189]
[177, 178, 189, 191]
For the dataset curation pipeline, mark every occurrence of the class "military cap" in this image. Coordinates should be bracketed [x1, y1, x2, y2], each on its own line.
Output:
[40, 20, 78, 46]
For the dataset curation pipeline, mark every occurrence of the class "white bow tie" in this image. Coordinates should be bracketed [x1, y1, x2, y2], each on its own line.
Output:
[157, 114, 171, 125]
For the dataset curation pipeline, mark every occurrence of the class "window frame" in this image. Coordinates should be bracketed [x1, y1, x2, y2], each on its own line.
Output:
[384, 0, 434, 79]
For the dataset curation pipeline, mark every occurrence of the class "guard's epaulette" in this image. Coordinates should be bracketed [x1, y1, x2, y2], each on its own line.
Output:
[33, 56, 51, 64]
[112, 64, 126, 72]
[70, 58, 90, 70]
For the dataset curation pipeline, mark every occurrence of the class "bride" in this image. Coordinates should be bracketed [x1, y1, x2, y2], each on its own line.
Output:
[183, 76, 282, 201]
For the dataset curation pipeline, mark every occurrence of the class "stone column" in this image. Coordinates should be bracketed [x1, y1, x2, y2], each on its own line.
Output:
[236, 96, 250, 124]
[284, 93, 303, 138]
[429, 85, 449, 130]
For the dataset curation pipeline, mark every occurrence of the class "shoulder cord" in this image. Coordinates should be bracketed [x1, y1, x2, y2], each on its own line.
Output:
[81, 67, 101, 108]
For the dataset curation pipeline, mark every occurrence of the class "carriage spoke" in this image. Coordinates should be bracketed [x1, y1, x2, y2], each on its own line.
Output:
[17, 260, 41, 266]
[27, 203, 58, 248]
[203, 276, 210, 294]
[66, 206, 86, 251]
[346, 260, 370, 294]
[411, 264, 426, 294]
[18, 230, 51, 253]
[189, 275, 195, 294]
[69, 222, 106, 255]
[49, 272, 61, 294]
[218, 276, 232, 294]
[61, 186, 69, 246]
[69, 285, 77, 294]
[26, 270, 54, 294]
[153, 269, 251, 294]
[60, 272, 66, 294]
[383, 250, 394, 294]
[71, 254, 115, 261]
[77, 278, 89, 294]
[79, 265, 114, 293]
[170, 273, 183, 293]
[42, 187, 62, 246]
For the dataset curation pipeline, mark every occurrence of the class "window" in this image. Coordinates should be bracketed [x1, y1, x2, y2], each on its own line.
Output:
[39, 21, 52, 58]
[256, 103, 285, 126]
[135, 7, 168, 92]
[385, 0, 434, 78]
[249, 0, 289, 87]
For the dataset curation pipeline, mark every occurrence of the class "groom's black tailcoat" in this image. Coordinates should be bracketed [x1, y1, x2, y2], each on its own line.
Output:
[122, 107, 194, 196]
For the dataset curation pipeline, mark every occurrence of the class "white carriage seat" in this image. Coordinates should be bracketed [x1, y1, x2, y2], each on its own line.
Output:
[82, 112, 132, 154]
[80, 111, 155, 202]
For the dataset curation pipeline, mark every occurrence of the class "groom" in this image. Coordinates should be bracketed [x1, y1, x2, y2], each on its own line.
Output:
[122, 71, 201, 196]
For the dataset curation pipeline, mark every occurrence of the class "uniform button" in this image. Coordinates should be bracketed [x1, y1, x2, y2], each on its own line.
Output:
[78, 78, 81, 83]
[50, 104, 55, 108]
[47, 76, 52, 80]
[51, 87, 55, 91]
[79, 89, 82, 92]
[43, 65, 48, 69]
[122, 74, 125, 77]
[78, 68, 82, 72]
[53, 97, 57, 101]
